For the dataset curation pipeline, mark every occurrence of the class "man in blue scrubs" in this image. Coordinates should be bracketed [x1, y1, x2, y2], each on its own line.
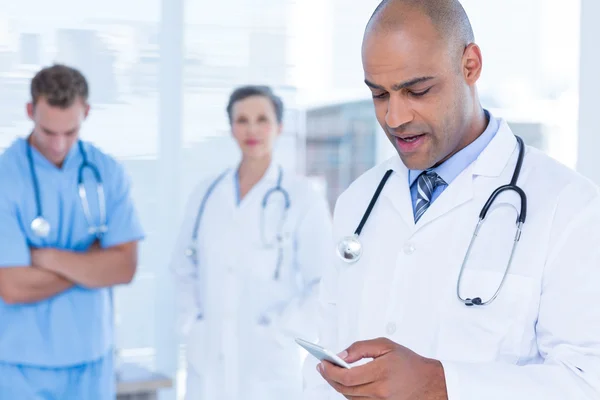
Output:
[0, 64, 144, 399]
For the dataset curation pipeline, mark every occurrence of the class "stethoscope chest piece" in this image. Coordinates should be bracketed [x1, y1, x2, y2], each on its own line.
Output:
[185, 245, 198, 264]
[31, 216, 51, 238]
[337, 234, 363, 264]
[336, 169, 394, 264]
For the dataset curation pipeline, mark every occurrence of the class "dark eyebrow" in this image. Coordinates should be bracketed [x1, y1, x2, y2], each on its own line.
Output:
[364, 76, 435, 91]
[40, 125, 78, 136]
[40, 125, 58, 135]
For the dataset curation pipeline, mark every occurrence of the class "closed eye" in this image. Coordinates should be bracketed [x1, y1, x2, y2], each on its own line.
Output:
[372, 92, 388, 99]
[409, 87, 432, 97]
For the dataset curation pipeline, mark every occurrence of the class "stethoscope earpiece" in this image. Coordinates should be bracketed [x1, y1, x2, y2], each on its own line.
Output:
[464, 297, 483, 307]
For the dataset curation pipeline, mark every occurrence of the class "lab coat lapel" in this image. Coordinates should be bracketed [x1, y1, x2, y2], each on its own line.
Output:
[236, 162, 279, 210]
[414, 120, 518, 229]
[413, 165, 475, 229]
[471, 120, 519, 178]
[382, 157, 416, 229]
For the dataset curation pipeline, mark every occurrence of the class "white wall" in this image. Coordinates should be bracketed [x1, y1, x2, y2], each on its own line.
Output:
[576, 0, 600, 184]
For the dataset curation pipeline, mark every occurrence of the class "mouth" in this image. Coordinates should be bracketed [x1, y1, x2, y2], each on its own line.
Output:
[393, 133, 427, 153]
[245, 140, 260, 146]
[397, 134, 425, 142]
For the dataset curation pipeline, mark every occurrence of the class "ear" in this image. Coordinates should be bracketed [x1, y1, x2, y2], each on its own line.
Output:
[462, 43, 483, 85]
[83, 103, 91, 119]
[276, 123, 283, 137]
[26, 102, 34, 120]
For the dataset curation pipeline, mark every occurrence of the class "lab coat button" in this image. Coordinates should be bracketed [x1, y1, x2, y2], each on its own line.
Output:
[403, 243, 415, 255]
[386, 322, 397, 335]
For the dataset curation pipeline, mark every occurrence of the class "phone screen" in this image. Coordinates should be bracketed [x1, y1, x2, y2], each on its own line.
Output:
[295, 338, 351, 369]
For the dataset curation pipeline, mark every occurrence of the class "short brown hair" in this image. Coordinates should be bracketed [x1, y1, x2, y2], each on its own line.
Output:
[30, 64, 89, 108]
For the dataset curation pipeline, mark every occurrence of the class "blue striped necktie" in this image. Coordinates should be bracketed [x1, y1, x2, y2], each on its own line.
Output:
[414, 171, 446, 222]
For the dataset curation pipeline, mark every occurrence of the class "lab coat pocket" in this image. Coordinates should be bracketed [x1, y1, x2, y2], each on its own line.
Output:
[250, 319, 300, 381]
[185, 318, 208, 374]
[435, 270, 534, 364]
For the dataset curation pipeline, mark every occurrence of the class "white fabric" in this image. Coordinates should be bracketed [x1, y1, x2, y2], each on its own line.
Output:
[302, 120, 600, 399]
[171, 163, 334, 400]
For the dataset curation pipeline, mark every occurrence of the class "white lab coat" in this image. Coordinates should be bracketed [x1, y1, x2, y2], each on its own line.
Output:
[303, 121, 600, 399]
[171, 162, 334, 400]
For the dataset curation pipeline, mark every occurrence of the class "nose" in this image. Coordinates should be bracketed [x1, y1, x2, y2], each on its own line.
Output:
[245, 122, 264, 141]
[247, 120, 260, 135]
[385, 94, 414, 129]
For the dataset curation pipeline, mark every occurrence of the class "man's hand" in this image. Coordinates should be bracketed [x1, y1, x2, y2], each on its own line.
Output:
[317, 337, 448, 400]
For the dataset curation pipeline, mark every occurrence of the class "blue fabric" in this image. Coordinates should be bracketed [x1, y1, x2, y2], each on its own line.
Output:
[408, 109, 500, 214]
[414, 171, 446, 223]
[0, 352, 115, 400]
[0, 137, 145, 367]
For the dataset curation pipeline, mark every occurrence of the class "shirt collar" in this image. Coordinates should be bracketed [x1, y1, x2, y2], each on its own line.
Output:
[408, 109, 500, 187]
[232, 160, 282, 200]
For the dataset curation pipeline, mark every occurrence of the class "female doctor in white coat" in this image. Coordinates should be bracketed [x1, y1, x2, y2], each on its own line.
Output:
[171, 85, 334, 400]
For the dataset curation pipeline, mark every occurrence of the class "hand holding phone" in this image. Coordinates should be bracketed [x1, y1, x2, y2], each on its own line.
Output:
[295, 338, 351, 369]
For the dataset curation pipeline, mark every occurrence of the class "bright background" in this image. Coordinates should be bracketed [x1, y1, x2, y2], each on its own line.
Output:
[1, 1, 597, 399]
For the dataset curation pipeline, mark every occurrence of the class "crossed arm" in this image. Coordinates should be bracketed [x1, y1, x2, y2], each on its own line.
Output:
[0, 241, 138, 305]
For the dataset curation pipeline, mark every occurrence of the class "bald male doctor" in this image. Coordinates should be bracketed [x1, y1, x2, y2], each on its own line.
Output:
[302, 1, 600, 399]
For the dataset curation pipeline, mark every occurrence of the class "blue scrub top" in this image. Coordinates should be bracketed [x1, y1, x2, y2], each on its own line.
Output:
[0, 137, 145, 367]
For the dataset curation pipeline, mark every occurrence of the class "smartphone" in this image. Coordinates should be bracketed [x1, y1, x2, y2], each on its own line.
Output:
[295, 338, 351, 369]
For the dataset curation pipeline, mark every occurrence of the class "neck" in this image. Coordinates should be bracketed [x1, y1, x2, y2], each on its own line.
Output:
[237, 155, 272, 191]
[470, 105, 488, 141]
[432, 105, 487, 169]
[28, 133, 65, 168]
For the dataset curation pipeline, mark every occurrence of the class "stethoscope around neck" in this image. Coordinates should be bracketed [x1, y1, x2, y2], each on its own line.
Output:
[336, 135, 527, 307]
[27, 140, 107, 239]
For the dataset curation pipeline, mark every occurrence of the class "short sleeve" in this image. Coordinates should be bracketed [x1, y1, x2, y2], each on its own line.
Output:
[100, 160, 145, 248]
[0, 180, 30, 267]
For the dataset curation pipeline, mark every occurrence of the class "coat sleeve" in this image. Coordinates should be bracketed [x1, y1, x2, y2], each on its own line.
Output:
[272, 182, 335, 342]
[301, 190, 349, 400]
[169, 182, 207, 340]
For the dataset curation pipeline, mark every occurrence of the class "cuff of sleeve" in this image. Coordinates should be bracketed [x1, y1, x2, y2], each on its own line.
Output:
[440, 360, 462, 400]
[101, 233, 145, 249]
[0, 255, 31, 268]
